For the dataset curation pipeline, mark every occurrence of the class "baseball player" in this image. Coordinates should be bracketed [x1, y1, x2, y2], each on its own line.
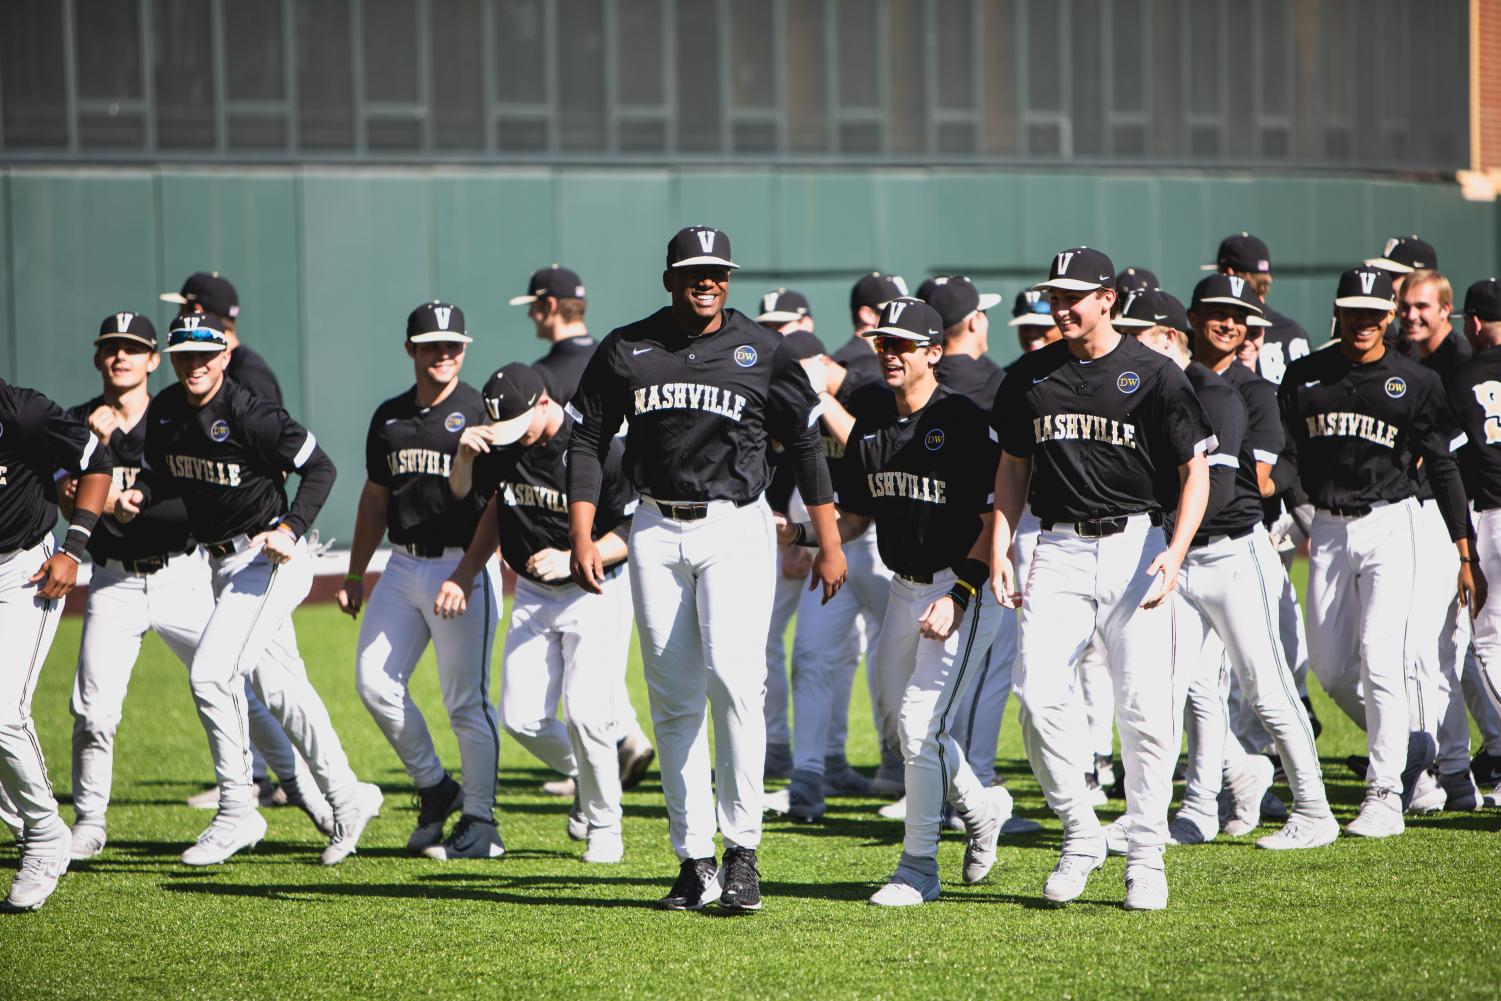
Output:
[64, 313, 336, 861]
[1204, 233, 1310, 386]
[0, 376, 112, 911]
[991, 247, 1213, 911]
[511, 265, 655, 796]
[1365, 235, 1439, 298]
[443, 362, 637, 864]
[162, 271, 283, 409]
[1113, 267, 1159, 311]
[117, 314, 383, 866]
[335, 302, 502, 859]
[565, 226, 846, 912]
[830, 273, 908, 387]
[1279, 266, 1481, 838]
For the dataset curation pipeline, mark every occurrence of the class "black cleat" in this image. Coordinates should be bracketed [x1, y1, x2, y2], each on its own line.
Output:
[719, 846, 762, 913]
[1301, 696, 1323, 739]
[1345, 754, 1369, 781]
[1472, 748, 1501, 787]
[657, 856, 720, 910]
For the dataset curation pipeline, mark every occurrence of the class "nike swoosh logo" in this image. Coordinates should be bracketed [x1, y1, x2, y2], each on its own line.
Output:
[1032, 375, 1049, 384]
[159, 418, 173, 424]
[384, 418, 398, 425]
[633, 346, 653, 356]
[1303, 380, 1319, 388]
[1153, 314, 1168, 320]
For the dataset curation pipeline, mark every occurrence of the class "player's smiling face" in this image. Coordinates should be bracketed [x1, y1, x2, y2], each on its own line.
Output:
[408, 340, 466, 385]
[1399, 280, 1449, 344]
[664, 266, 731, 329]
[1337, 307, 1395, 352]
[1048, 288, 1111, 339]
[1192, 306, 1251, 360]
[875, 336, 940, 390]
[170, 348, 228, 402]
[94, 339, 159, 391]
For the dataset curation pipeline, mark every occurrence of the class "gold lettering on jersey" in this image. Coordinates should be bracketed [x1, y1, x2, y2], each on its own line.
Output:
[822, 432, 845, 459]
[113, 466, 140, 491]
[0, 465, 7, 486]
[498, 480, 568, 513]
[632, 383, 747, 421]
[165, 454, 243, 486]
[866, 471, 947, 504]
[386, 449, 453, 477]
[1304, 413, 1398, 449]
[1473, 381, 1501, 444]
[1032, 414, 1138, 449]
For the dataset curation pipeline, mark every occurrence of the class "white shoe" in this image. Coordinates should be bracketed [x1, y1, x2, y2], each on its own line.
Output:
[1223, 756, 1274, 836]
[617, 730, 655, 790]
[181, 810, 267, 866]
[541, 776, 576, 797]
[1408, 770, 1445, 813]
[1486, 782, 1501, 809]
[582, 828, 624, 864]
[1103, 818, 1129, 857]
[1168, 811, 1218, 845]
[763, 788, 791, 815]
[962, 799, 1001, 885]
[1123, 863, 1168, 911]
[322, 783, 384, 866]
[869, 879, 937, 907]
[1346, 788, 1404, 839]
[69, 821, 107, 861]
[422, 816, 505, 860]
[878, 795, 907, 820]
[1256, 812, 1339, 850]
[567, 791, 587, 842]
[1042, 848, 1104, 905]
[3, 822, 70, 912]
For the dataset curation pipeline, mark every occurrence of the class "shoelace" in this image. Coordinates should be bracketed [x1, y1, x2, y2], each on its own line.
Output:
[1055, 853, 1089, 877]
[197, 814, 245, 845]
[724, 852, 757, 889]
[15, 848, 54, 881]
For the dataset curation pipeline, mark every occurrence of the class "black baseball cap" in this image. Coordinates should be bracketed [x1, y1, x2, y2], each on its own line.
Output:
[481, 362, 546, 445]
[1008, 289, 1055, 328]
[1034, 247, 1115, 292]
[780, 329, 827, 361]
[850, 272, 909, 313]
[1365, 236, 1438, 275]
[756, 288, 813, 324]
[160, 271, 240, 319]
[508, 265, 586, 306]
[1333, 266, 1397, 311]
[1201, 233, 1272, 274]
[1190, 274, 1272, 326]
[922, 275, 1002, 330]
[666, 226, 738, 269]
[406, 301, 473, 344]
[1116, 288, 1191, 335]
[163, 312, 229, 353]
[1463, 278, 1501, 322]
[95, 310, 158, 349]
[862, 297, 941, 344]
[1115, 267, 1159, 295]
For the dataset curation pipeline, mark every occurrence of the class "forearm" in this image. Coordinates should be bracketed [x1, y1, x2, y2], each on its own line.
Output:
[806, 502, 844, 547]
[1255, 462, 1277, 499]
[993, 454, 1031, 547]
[594, 531, 628, 565]
[449, 452, 475, 499]
[59, 473, 111, 561]
[818, 393, 856, 448]
[569, 500, 600, 548]
[454, 497, 501, 578]
[346, 483, 389, 576]
[1166, 457, 1211, 558]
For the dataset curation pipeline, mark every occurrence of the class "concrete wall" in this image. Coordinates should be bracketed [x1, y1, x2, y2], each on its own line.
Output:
[4, 165, 1496, 541]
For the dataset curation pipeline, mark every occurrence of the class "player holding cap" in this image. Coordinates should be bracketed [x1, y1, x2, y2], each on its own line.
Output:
[337, 302, 503, 860]
[566, 226, 845, 912]
[0, 373, 112, 911]
[117, 314, 383, 866]
[444, 362, 638, 864]
[1279, 266, 1482, 838]
[992, 247, 1213, 911]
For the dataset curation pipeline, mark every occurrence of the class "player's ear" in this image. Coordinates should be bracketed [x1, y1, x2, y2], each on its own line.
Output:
[404, 341, 416, 360]
[662, 270, 674, 295]
[146, 352, 161, 374]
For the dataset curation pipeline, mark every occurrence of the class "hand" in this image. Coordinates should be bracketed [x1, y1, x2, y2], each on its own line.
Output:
[115, 488, 144, 523]
[780, 543, 813, 580]
[251, 529, 297, 565]
[59, 476, 78, 502]
[571, 538, 605, 594]
[1140, 549, 1184, 609]
[772, 512, 797, 546]
[811, 545, 847, 605]
[526, 547, 572, 583]
[1460, 561, 1488, 614]
[799, 357, 829, 394]
[86, 405, 118, 441]
[30, 553, 80, 600]
[821, 357, 848, 395]
[434, 578, 470, 618]
[918, 595, 962, 640]
[991, 556, 1022, 608]
[457, 425, 497, 461]
[336, 577, 364, 619]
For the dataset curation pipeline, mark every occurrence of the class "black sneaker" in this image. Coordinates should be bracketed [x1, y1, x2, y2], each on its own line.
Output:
[719, 846, 762, 913]
[407, 774, 463, 854]
[1472, 748, 1501, 787]
[1301, 696, 1323, 739]
[1345, 754, 1369, 781]
[657, 857, 720, 910]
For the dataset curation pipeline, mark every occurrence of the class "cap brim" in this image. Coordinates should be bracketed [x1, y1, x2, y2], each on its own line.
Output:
[976, 293, 1003, 312]
[864, 327, 936, 342]
[507, 294, 540, 306]
[1363, 257, 1415, 275]
[670, 256, 740, 269]
[1334, 296, 1398, 311]
[162, 341, 227, 353]
[94, 334, 158, 349]
[1032, 278, 1106, 292]
[1008, 314, 1056, 328]
[488, 408, 535, 446]
[408, 332, 475, 344]
[159, 292, 189, 304]
[1113, 316, 1156, 329]
[1198, 263, 1223, 272]
[1194, 295, 1265, 316]
[1248, 315, 1273, 327]
[756, 310, 804, 324]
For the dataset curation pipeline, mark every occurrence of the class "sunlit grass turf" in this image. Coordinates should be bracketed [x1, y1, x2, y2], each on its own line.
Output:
[5, 561, 1500, 999]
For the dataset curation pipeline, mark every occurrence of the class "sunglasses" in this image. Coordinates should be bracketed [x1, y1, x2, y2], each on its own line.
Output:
[872, 336, 931, 355]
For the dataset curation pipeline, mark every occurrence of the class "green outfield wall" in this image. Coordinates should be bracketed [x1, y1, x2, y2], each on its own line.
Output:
[3, 166, 1497, 542]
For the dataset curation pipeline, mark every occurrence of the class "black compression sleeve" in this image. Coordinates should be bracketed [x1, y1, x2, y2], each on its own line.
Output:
[1426, 452, 1470, 543]
[565, 419, 607, 506]
[284, 445, 336, 537]
[789, 419, 833, 507]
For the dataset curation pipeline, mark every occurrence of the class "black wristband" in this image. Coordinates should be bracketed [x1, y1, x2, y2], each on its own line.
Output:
[1460, 556, 1478, 565]
[62, 510, 99, 562]
[945, 582, 972, 612]
[792, 522, 819, 548]
[952, 557, 990, 591]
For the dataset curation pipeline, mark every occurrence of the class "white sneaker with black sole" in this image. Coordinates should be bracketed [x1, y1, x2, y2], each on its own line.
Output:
[181, 810, 267, 866]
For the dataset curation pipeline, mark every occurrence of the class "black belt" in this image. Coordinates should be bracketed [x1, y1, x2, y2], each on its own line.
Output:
[203, 538, 244, 559]
[1041, 510, 1162, 538]
[114, 546, 196, 575]
[1191, 525, 1256, 548]
[1321, 501, 1395, 518]
[652, 497, 757, 522]
[894, 570, 934, 585]
[401, 543, 450, 558]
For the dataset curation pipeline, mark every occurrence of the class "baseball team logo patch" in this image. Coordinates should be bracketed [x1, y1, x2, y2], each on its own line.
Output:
[733, 345, 758, 368]
[209, 419, 231, 443]
[1117, 371, 1141, 395]
[924, 429, 945, 451]
[444, 412, 466, 432]
[1385, 377, 1407, 399]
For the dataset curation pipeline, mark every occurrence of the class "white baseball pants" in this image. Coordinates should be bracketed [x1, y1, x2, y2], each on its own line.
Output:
[949, 606, 1017, 787]
[1414, 500, 1474, 774]
[1466, 509, 1501, 727]
[0, 539, 66, 833]
[762, 549, 803, 751]
[500, 570, 634, 832]
[629, 499, 776, 860]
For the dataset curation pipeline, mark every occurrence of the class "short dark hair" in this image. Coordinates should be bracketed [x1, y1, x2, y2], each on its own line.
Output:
[557, 298, 586, 323]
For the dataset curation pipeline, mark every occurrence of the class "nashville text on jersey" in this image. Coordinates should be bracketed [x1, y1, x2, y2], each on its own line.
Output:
[498, 479, 568, 513]
[1304, 412, 1399, 449]
[632, 383, 747, 421]
[166, 454, 242, 486]
[867, 471, 947, 504]
[386, 448, 453, 478]
[1033, 414, 1139, 449]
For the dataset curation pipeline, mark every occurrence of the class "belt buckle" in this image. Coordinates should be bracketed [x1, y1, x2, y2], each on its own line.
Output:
[1076, 519, 1103, 539]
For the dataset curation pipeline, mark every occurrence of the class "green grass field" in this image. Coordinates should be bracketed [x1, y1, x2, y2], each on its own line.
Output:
[5, 580, 1500, 999]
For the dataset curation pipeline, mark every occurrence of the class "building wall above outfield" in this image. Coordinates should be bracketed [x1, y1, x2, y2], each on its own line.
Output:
[2, 165, 1496, 540]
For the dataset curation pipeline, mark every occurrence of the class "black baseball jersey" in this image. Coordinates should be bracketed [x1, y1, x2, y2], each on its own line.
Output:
[1184, 363, 1261, 539]
[1451, 345, 1501, 510]
[1279, 346, 1468, 539]
[226, 344, 283, 407]
[836, 385, 998, 577]
[137, 378, 336, 542]
[1404, 331, 1474, 502]
[534, 335, 597, 407]
[473, 417, 635, 584]
[66, 397, 192, 561]
[936, 352, 1005, 411]
[1252, 307, 1312, 386]
[0, 379, 112, 553]
[364, 383, 490, 548]
[992, 336, 1215, 524]
[1216, 362, 1283, 469]
[567, 307, 832, 508]
[830, 336, 882, 386]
